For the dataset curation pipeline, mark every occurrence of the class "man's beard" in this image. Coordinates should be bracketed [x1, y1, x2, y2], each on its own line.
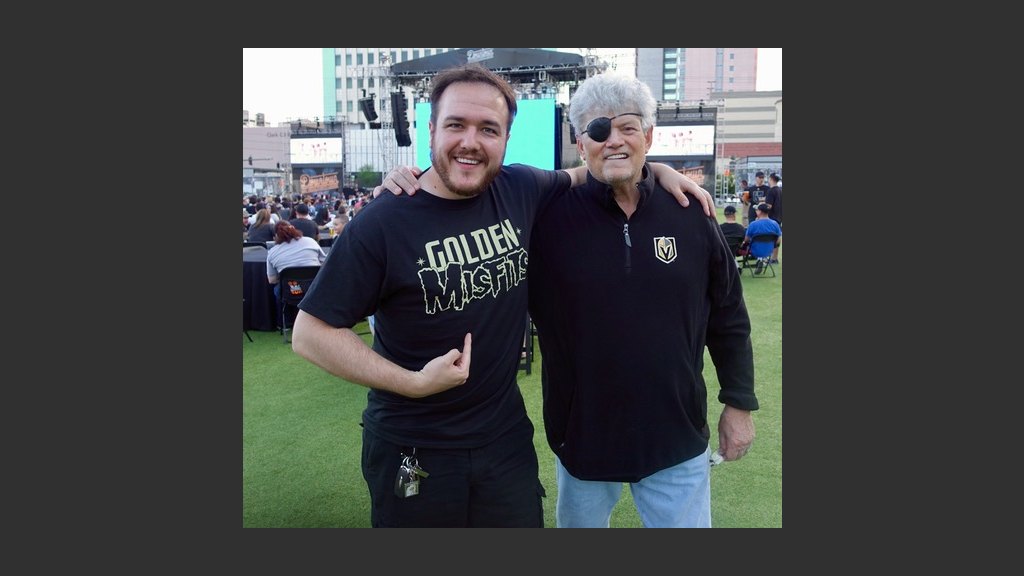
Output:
[430, 147, 502, 198]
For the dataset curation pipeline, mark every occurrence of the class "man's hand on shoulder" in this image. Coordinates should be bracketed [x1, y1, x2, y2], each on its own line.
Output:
[649, 163, 713, 216]
[373, 166, 423, 198]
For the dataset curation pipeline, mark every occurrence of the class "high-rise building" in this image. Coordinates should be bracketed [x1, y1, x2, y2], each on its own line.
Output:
[323, 48, 459, 126]
[636, 48, 757, 102]
[323, 48, 760, 122]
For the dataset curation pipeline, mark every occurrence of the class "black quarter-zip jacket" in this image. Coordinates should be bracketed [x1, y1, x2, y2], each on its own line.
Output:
[529, 164, 758, 482]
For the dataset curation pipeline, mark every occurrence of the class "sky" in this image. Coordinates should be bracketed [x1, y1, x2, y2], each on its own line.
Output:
[243, 48, 782, 126]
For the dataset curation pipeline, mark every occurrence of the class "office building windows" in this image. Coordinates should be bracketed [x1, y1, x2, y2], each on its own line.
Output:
[357, 53, 363, 65]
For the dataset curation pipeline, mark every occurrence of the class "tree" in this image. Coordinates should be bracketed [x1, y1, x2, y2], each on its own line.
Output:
[356, 164, 381, 189]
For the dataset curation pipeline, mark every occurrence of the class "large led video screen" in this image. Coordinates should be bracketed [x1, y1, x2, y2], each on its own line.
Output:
[290, 136, 343, 165]
[648, 125, 715, 157]
[415, 98, 556, 171]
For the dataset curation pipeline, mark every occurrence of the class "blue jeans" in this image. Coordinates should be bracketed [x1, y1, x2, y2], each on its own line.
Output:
[555, 447, 712, 528]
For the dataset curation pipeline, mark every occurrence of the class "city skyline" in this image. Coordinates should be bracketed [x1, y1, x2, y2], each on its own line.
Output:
[243, 48, 782, 126]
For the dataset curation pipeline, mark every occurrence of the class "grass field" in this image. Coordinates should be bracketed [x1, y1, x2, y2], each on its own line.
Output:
[243, 211, 782, 528]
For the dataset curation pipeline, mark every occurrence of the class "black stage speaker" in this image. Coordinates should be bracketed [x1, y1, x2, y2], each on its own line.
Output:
[358, 97, 378, 122]
[391, 92, 411, 147]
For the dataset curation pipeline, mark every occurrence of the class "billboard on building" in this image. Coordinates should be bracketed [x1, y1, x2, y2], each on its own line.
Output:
[647, 109, 717, 190]
[290, 136, 343, 165]
[649, 125, 714, 157]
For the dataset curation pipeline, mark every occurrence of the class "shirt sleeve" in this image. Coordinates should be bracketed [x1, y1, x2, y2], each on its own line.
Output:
[298, 208, 385, 329]
[705, 216, 759, 411]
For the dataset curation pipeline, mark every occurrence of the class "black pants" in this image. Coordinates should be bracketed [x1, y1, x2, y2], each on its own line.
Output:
[361, 417, 545, 527]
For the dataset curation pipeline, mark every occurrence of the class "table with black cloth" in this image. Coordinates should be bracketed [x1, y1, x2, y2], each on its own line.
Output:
[243, 247, 277, 332]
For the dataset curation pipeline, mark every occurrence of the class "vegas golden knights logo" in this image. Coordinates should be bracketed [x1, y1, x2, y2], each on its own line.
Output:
[654, 237, 677, 263]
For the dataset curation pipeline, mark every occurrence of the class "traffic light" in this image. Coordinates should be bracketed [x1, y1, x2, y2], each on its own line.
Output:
[248, 156, 253, 166]
[391, 91, 411, 147]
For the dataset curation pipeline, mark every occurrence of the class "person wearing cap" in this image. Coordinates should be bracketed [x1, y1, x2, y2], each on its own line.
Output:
[746, 172, 770, 228]
[764, 173, 782, 263]
[720, 204, 747, 260]
[743, 203, 782, 273]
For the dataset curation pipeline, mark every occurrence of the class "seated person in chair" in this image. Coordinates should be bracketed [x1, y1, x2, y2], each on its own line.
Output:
[267, 220, 326, 305]
[719, 205, 747, 258]
[742, 203, 782, 273]
[247, 208, 276, 244]
[288, 202, 320, 241]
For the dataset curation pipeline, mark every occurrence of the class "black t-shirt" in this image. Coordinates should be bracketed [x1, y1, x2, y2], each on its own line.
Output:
[746, 184, 770, 220]
[289, 217, 319, 240]
[765, 186, 782, 223]
[300, 164, 570, 449]
[247, 223, 275, 243]
[720, 222, 747, 254]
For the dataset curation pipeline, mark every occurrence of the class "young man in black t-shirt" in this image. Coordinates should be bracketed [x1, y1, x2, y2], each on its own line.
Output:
[746, 171, 770, 226]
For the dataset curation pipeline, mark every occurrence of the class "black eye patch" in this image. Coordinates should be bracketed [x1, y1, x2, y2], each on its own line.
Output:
[582, 113, 642, 142]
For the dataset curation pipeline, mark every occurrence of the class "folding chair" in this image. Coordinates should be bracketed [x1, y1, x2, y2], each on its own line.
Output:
[278, 265, 321, 343]
[741, 234, 779, 277]
[243, 241, 268, 249]
[724, 234, 747, 271]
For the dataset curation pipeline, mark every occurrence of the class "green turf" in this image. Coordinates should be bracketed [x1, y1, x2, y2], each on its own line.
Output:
[243, 215, 782, 528]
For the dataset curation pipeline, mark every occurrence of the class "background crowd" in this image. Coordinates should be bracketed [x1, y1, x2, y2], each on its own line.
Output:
[243, 191, 374, 244]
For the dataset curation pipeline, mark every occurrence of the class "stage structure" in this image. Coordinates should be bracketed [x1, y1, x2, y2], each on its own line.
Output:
[374, 48, 606, 171]
[388, 48, 604, 98]
[344, 49, 606, 179]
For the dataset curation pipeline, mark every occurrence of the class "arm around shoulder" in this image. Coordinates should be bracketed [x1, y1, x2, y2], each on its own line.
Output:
[562, 165, 588, 187]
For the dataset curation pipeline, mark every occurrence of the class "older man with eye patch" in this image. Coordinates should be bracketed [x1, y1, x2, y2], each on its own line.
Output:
[528, 73, 759, 528]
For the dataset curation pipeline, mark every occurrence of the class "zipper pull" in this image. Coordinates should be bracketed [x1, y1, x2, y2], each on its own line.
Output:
[623, 223, 632, 247]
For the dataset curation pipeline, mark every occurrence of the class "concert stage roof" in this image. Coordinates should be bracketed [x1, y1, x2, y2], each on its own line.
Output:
[388, 48, 595, 87]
